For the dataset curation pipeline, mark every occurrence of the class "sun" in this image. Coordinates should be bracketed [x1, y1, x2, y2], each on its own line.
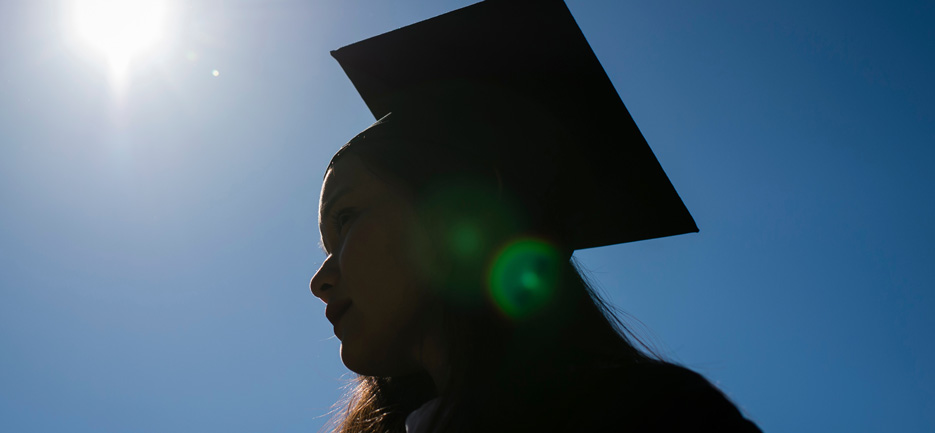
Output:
[73, 0, 168, 73]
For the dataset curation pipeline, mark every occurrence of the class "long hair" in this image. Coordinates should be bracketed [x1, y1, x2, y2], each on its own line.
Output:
[322, 131, 665, 433]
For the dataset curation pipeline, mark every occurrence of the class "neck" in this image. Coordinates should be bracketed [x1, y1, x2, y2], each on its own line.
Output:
[415, 303, 450, 395]
[418, 328, 450, 395]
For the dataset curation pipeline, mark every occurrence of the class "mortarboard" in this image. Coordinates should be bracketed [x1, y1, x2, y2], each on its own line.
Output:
[329, 0, 697, 250]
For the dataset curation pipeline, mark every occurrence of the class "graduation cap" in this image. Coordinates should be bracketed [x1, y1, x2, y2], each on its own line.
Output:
[330, 0, 697, 251]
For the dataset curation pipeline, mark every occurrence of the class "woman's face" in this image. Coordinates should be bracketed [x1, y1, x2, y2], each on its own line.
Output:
[310, 153, 442, 377]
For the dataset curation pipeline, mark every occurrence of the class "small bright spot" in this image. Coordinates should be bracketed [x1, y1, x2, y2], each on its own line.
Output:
[212, 69, 220, 77]
[74, 0, 167, 73]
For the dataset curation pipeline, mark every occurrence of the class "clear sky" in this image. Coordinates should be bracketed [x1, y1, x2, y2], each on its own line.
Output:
[1, 0, 932, 432]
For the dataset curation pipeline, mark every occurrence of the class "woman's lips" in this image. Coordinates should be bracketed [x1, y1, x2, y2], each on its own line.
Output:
[325, 300, 352, 338]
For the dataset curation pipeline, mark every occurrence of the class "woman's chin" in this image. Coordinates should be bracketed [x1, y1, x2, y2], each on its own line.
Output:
[340, 343, 381, 376]
[340, 343, 420, 377]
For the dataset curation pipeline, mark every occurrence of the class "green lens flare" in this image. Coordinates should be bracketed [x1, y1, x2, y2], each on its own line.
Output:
[419, 179, 515, 265]
[487, 238, 561, 319]
[449, 219, 483, 259]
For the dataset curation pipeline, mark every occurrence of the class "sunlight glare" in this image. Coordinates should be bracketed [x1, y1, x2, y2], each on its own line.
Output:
[74, 0, 167, 73]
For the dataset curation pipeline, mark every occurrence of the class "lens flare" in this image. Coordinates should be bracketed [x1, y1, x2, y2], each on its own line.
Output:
[419, 179, 519, 264]
[487, 238, 562, 319]
[416, 178, 522, 305]
[449, 219, 483, 259]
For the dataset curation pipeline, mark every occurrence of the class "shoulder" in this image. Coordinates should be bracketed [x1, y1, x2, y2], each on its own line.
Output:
[573, 361, 762, 433]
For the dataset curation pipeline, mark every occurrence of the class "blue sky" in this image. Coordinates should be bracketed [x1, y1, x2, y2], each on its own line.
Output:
[1, 0, 932, 432]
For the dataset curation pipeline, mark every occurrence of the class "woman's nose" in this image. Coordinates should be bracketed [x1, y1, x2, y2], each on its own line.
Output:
[310, 255, 338, 302]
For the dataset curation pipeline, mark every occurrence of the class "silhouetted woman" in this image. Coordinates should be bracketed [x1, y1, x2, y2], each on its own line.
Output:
[310, 1, 762, 432]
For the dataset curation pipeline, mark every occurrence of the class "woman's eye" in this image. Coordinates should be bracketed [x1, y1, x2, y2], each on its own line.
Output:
[333, 209, 355, 233]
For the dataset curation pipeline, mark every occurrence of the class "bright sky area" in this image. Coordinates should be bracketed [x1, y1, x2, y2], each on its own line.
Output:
[0, 0, 933, 432]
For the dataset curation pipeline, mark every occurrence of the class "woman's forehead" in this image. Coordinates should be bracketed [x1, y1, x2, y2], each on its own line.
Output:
[319, 155, 373, 217]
